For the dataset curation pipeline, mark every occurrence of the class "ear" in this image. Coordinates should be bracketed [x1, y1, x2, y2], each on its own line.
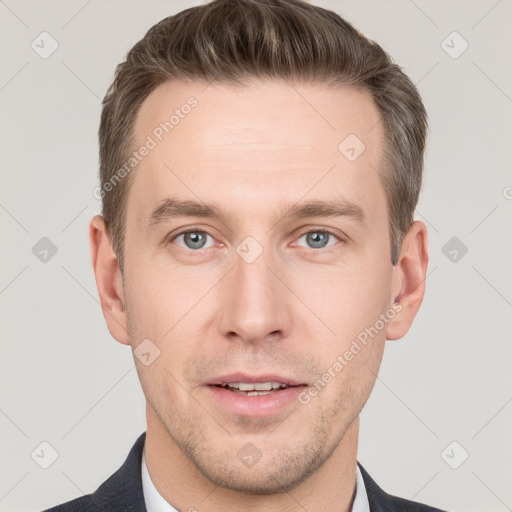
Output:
[89, 215, 130, 345]
[386, 220, 429, 340]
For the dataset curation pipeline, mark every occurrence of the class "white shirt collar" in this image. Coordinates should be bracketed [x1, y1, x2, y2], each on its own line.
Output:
[353, 462, 371, 512]
[141, 443, 370, 512]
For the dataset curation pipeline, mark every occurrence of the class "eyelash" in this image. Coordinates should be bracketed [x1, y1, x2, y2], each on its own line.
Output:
[168, 225, 345, 254]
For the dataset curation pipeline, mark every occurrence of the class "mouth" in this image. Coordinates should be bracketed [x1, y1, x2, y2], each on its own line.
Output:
[212, 381, 299, 396]
[205, 374, 308, 416]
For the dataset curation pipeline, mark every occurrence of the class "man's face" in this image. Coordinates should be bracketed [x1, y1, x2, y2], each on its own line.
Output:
[122, 79, 395, 492]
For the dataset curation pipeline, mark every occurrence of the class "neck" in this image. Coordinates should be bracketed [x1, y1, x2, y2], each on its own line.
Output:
[144, 404, 359, 512]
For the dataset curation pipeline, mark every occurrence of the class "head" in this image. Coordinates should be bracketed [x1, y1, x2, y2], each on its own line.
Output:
[90, 0, 428, 496]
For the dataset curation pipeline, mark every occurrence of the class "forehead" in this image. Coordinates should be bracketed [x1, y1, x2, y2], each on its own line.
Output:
[127, 78, 386, 227]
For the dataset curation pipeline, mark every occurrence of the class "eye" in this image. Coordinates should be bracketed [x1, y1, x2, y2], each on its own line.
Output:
[296, 230, 341, 250]
[168, 227, 343, 253]
[172, 229, 216, 251]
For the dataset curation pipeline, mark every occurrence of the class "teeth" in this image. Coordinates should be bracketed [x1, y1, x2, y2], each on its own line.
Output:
[221, 381, 289, 391]
[254, 382, 272, 391]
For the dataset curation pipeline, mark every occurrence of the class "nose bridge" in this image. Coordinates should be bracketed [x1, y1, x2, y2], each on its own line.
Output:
[220, 235, 289, 343]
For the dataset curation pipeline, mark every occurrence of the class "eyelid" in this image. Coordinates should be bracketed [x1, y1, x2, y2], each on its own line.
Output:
[294, 226, 344, 240]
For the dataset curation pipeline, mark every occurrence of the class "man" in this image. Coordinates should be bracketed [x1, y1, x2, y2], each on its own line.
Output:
[44, 0, 445, 510]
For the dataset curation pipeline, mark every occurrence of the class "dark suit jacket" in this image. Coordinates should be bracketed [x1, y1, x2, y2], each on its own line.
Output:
[42, 431, 447, 511]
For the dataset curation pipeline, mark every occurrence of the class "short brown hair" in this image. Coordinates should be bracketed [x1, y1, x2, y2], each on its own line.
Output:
[99, 0, 427, 272]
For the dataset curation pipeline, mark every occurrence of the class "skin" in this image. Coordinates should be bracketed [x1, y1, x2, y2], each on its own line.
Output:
[90, 79, 428, 512]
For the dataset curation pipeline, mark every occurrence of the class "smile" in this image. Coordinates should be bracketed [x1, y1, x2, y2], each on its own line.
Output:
[215, 382, 291, 395]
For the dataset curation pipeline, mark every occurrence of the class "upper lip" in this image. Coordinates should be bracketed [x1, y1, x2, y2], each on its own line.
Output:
[207, 373, 306, 387]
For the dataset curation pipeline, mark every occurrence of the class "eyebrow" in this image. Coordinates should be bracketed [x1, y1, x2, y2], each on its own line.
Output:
[147, 197, 366, 228]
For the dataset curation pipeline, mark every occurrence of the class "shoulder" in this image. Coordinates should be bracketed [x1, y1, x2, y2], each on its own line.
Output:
[40, 432, 147, 512]
[358, 462, 448, 512]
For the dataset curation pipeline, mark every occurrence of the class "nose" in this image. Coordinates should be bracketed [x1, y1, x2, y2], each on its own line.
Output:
[217, 241, 292, 345]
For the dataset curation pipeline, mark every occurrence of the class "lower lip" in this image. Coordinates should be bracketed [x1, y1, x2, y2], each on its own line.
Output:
[205, 385, 307, 417]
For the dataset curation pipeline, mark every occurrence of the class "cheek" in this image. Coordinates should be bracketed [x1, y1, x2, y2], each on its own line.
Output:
[125, 263, 211, 373]
[291, 264, 391, 404]
[291, 257, 391, 341]
[124, 254, 187, 335]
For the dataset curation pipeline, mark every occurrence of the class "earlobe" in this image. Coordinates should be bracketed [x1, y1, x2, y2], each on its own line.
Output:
[89, 215, 130, 345]
[386, 221, 429, 341]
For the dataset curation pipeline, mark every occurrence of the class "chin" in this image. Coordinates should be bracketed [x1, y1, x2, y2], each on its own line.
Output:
[182, 437, 328, 495]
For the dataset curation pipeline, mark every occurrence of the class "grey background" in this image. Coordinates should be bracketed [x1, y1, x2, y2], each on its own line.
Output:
[1, 1, 511, 511]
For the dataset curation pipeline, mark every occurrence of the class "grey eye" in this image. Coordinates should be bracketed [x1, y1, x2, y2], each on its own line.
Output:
[175, 231, 214, 250]
[297, 231, 337, 249]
